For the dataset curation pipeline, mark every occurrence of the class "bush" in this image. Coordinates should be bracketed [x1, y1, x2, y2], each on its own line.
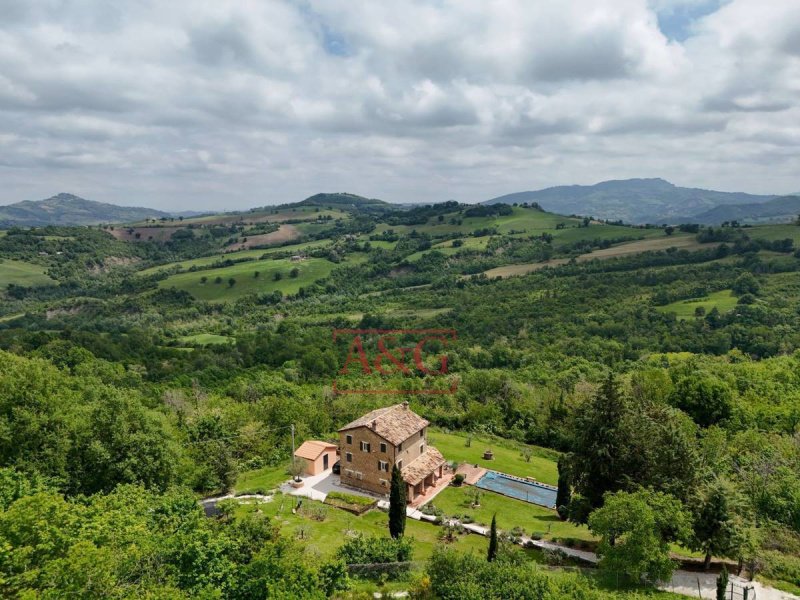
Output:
[452, 473, 465, 486]
[336, 534, 414, 565]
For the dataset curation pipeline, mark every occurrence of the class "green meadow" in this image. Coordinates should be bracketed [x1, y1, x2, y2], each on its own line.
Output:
[747, 223, 800, 243]
[177, 333, 235, 346]
[656, 289, 739, 319]
[159, 256, 342, 301]
[0, 259, 53, 287]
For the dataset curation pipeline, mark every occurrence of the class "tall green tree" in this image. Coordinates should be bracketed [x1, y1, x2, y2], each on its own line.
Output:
[487, 513, 498, 562]
[389, 464, 406, 539]
[569, 372, 630, 517]
[692, 481, 738, 571]
[670, 374, 733, 428]
[588, 489, 690, 583]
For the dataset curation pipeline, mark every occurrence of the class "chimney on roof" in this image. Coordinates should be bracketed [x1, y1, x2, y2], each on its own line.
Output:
[372, 419, 377, 429]
[402, 401, 409, 410]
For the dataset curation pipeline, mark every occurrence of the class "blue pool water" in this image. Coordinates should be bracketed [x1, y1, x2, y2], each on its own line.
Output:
[475, 471, 558, 508]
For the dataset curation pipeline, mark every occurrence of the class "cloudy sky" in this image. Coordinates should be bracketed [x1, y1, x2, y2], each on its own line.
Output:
[1, 0, 799, 211]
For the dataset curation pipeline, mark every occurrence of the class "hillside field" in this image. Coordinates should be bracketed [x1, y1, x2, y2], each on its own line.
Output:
[138, 239, 331, 276]
[158, 255, 353, 301]
[656, 289, 739, 319]
[0, 259, 53, 287]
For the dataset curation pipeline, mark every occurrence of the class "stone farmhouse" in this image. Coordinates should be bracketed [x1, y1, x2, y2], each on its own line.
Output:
[338, 402, 446, 502]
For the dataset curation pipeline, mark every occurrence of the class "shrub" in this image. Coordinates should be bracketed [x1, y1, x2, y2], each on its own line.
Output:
[452, 473, 465, 486]
[327, 491, 374, 506]
[336, 534, 414, 565]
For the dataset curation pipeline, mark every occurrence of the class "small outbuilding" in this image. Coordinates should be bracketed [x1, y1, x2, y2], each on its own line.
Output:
[294, 440, 338, 476]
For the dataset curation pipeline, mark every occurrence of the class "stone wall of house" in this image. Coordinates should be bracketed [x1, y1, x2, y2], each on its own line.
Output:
[339, 426, 394, 495]
[394, 426, 428, 471]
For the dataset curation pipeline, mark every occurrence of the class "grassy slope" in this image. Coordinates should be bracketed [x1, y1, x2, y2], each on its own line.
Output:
[431, 486, 593, 541]
[138, 239, 331, 276]
[482, 234, 715, 279]
[0, 259, 53, 287]
[746, 223, 800, 243]
[402, 209, 670, 263]
[158, 255, 355, 301]
[429, 430, 558, 485]
[406, 236, 491, 261]
[178, 333, 235, 346]
[234, 495, 487, 560]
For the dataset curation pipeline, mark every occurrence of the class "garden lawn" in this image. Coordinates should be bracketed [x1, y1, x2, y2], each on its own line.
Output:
[429, 430, 559, 485]
[234, 495, 487, 561]
[235, 465, 292, 494]
[431, 486, 595, 543]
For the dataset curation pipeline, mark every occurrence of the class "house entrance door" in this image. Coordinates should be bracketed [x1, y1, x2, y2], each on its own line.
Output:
[323, 454, 329, 470]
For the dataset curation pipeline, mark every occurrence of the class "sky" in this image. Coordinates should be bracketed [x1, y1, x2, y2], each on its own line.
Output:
[1, 0, 799, 211]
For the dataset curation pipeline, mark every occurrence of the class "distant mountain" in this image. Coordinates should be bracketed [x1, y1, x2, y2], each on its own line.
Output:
[296, 192, 391, 214]
[688, 194, 800, 225]
[298, 192, 387, 207]
[483, 178, 776, 224]
[0, 193, 172, 227]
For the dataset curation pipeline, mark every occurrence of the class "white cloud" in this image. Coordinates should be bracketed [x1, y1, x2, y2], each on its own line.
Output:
[0, 0, 798, 210]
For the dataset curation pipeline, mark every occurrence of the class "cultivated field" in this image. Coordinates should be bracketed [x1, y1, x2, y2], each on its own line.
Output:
[107, 226, 188, 242]
[137, 239, 330, 276]
[481, 234, 716, 279]
[223, 224, 300, 252]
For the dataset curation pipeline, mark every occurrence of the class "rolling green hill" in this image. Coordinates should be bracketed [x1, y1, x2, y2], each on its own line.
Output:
[297, 192, 389, 210]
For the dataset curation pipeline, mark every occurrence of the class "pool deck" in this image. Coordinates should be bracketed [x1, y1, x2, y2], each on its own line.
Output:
[455, 463, 487, 485]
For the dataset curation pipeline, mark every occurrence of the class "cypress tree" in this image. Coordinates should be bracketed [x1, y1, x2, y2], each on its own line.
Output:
[716, 566, 728, 600]
[556, 455, 571, 521]
[487, 513, 498, 562]
[389, 464, 406, 539]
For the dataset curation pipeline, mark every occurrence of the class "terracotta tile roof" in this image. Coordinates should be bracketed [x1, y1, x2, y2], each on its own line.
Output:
[401, 446, 446, 485]
[294, 440, 337, 461]
[338, 402, 429, 446]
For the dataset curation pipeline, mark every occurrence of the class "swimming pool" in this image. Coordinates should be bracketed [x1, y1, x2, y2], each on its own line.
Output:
[475, 471, 558, 508]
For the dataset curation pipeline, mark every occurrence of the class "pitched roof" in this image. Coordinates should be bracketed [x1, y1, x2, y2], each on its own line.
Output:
[294, 440, 337, 461]
[401, 446, 446, 485]
[338, 403, 429, 446]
